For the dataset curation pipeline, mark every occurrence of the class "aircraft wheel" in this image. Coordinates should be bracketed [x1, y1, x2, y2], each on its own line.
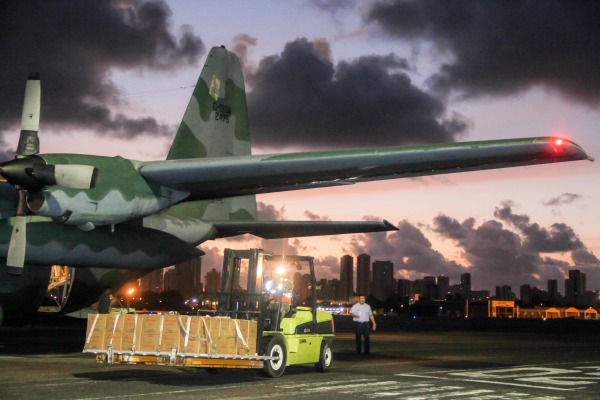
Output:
[262, 336, 287, 378]
[315, 341, 333, 372]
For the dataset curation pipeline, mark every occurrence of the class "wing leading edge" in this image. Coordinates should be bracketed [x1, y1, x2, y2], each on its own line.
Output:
[140, 137, 593, 200]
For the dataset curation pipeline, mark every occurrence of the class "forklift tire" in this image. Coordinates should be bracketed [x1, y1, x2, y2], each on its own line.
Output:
[262, 336, 287, 378]
[315, 341, 333, 372]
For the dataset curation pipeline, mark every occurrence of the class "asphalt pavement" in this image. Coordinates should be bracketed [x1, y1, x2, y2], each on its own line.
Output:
[2, 315, 600, 399]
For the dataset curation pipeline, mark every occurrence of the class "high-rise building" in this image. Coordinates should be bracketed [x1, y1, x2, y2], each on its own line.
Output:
[460, 273, 471, 301]
[371, 260, 394, 302]
[449, 283, 462, 299]
[340, 255, 354, 301]
[548, 279, 558, 297]
[421, 276, 437, 301]
[174, 256, 202, 299]
[139, 268, 164, 293]
[436, 276, 450, 300]
[318, 278, 329, 299]
[205, 268, 221, 293]
[397, 279, 413, 299]
[163, 269, 175, 291]
[565, 269, 586, 305]
[520, 284, 532, 305]
[356, 254, 371, 296]
[328, 279, 341, 301]
[495, 285, 515, 300]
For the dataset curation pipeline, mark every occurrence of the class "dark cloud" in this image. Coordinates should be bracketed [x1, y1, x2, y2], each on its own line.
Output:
[230, 34, 258, 83]
[433, 214, 548, 288]
[346, 220, 464, 280]
[304, 211, 332, 221]
[494, 203, 584, 252]
[0, 0, 204, 143]
[198, 246, 222, 271]
[431, 214, 468, 240]
[431, 203, 600, 289]
[543, 193, 583, 207]
[248, 38, 469, 150]
[316, 255, 341, 278]
[257, 201, 285, 221]
[571, 249, 600, 266]
[368, 1, 600, 105]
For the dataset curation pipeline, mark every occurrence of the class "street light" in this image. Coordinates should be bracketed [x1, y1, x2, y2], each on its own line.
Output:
[126, 287, 135, 312]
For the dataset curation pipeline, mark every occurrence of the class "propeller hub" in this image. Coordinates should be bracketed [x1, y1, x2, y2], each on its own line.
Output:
[0, 156, 45, 192]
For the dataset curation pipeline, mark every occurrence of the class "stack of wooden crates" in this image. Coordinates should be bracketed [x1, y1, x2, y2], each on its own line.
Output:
[84, 313, 258, 356]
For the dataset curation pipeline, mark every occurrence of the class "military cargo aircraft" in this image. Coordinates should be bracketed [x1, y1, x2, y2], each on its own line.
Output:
[0, 46, 593, 325]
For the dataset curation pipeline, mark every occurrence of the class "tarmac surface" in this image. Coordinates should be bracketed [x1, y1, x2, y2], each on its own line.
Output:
[2, 316, 600, 399]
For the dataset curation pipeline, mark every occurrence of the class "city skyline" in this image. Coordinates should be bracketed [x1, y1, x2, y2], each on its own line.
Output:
[139, 252, 597, 308]
[335, 253, 598, 305]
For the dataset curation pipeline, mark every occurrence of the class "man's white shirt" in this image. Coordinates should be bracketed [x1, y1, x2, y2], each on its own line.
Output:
[350, 303, 372, 322]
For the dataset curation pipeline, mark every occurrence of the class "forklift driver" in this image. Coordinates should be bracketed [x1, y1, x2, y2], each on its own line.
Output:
[264, 278, 295, 324]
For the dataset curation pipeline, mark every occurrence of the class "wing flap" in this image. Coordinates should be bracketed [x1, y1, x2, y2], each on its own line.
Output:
[140, 137, 592, 200]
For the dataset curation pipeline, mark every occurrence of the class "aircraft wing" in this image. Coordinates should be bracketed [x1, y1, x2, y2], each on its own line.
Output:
[211, 220, 398, 239]
[139, 137, 593, 200]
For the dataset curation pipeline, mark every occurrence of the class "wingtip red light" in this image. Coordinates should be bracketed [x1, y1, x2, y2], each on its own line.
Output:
[554, 138, 564, 146]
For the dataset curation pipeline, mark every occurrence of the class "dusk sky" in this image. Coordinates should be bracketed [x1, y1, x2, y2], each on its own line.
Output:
[1, 1, 598, 293]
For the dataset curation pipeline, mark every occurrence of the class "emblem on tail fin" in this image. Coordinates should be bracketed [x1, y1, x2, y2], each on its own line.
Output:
[209, 75, 220, 100]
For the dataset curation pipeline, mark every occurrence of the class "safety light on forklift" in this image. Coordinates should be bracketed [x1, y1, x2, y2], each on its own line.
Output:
[264, 279, 274, 293]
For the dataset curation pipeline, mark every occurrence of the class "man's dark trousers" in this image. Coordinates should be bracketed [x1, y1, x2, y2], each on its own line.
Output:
[354, 321, 371, 354]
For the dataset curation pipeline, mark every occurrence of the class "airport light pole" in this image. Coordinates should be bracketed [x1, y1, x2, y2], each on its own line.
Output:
[127, 288, 135, 312]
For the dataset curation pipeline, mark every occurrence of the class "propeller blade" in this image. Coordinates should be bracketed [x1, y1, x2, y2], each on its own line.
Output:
[6, 216, 26, 274]
[16, 73, 41, 157]
[5, 74, 40, 274]
[6, 190, 27, 274]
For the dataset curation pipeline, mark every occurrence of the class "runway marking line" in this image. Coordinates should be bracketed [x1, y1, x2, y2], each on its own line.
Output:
[73, 384, 247, 400]
[396, 373, 578, 392]
[395, 362, 600, 393]
[276, 378, 374, 389]
[301, 380, 398, 393]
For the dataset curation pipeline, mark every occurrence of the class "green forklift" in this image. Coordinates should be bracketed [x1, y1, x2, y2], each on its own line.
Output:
[84, 248, 334, 378]
[219, 249, 334, 377]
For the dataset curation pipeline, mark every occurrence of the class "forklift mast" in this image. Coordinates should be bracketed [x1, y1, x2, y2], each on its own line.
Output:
[217, 249, 318, 326]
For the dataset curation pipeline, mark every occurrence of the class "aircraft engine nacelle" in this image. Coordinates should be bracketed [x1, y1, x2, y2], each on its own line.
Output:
[27, 187, 188, 229]
[26, 155, 189, 230]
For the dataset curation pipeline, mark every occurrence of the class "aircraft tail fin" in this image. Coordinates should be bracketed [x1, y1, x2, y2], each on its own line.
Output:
[165, 46, 257, 221]
[167, 46, 251, 160]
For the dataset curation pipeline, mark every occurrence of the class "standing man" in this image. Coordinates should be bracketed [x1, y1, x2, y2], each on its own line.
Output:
[350, 295, 376, 354]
